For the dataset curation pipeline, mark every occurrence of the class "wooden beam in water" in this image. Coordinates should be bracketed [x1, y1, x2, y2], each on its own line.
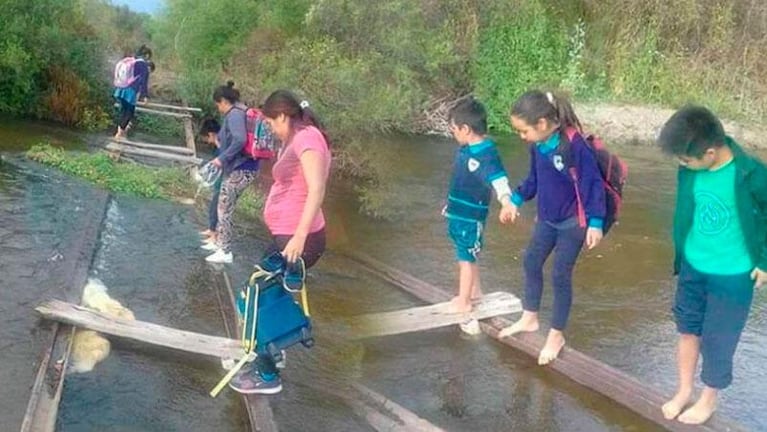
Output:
[104, 142, 203, 165]
[112, 103, 192, 119]
[346, 252, 749, 432]
[21, 192, 110, 432]
[350, 384, 446, 432]
[108, 138, 195, 155]
[217, 271, 278, 432]
[350, 291, 521, 338]
[182, 116, 197, 158]
[35, 300, 245, 360]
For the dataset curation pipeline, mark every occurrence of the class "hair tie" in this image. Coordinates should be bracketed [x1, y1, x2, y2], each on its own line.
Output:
[546, 92, 555, 106]
[299, 100, 310, 109]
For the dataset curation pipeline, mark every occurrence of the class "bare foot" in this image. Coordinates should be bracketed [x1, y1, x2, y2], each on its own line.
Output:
[661, 389, 692, 420]
[497, 311, 539, 338]
[538, 330, 566, 365]
[678, 389, 717, 425]
[447, 296, 472, 314]
[199, 229, 214, 237]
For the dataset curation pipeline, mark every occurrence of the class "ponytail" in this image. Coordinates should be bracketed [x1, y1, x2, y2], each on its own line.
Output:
[213, 81, 239, 104]
[262, 90, 331, 148]
[511, 90, 582, 135]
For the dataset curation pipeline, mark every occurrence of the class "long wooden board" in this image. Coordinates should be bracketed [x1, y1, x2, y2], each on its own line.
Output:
[350, 291, 521, 338]
[139, 101, 202, 113]
[108, 138, 195, 155]
[217, 271, 278, 432]
[346, 252, 749, 432]
[35, 300, 244, 360]
[21, 192, 110, 432]
[113, 103, 192, 119]
[105, 142, 203, 165]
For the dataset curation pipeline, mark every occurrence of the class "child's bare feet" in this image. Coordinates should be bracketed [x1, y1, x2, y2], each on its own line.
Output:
[678, 388, 717, 425]
[497, 310, 539, 338]
[447, 296, 473, 314]
[661, 388, 692, 420]
[199, 229, 214, 237]
[538, 329, 565, 365]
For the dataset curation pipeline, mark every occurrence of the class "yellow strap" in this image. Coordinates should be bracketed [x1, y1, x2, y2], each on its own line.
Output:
[300, 285, 310, 317]
[209, 352, 253, 397]
[240, 285, 251, 348]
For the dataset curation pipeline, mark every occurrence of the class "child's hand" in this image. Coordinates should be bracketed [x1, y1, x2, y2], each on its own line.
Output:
[586, 227, 603, 249]
[751, 267, 767, 289]
[499, 203, 517, 224]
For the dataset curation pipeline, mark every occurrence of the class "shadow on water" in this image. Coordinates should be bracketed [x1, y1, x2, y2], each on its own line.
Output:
[2, 118, 765, 431]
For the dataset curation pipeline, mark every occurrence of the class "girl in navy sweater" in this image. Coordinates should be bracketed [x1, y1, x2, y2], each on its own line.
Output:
[498, 91, 606, 365]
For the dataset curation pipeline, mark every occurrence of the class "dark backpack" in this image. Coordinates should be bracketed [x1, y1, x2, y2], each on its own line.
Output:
[564, 127, 627, 234]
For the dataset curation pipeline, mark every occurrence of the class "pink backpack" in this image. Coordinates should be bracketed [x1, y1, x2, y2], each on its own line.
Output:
[243, 108, 277, 159]
[113, 57, 143, 88]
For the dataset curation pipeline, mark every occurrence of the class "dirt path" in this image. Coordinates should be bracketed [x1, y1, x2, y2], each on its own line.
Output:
[576, 102, 766, 150]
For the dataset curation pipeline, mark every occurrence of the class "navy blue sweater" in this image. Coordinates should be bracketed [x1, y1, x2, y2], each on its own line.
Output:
[512, 131, 605, 228]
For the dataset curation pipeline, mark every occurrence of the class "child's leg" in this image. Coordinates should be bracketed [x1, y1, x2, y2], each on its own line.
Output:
[449, 261, 475, 313]
[663, 261, 706, 419]
[499, 222, 557, 337]
[538, 224, 585, 365]
[471, 263, 482, 300]
[678, 270, 753, 424]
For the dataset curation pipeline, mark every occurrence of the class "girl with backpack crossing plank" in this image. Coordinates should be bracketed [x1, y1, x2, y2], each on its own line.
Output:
[498, 90, 621, 366]
[112, 45, 153, 140]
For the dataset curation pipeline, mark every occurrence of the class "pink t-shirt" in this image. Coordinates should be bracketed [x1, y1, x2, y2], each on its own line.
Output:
[264, 126, 331, 235]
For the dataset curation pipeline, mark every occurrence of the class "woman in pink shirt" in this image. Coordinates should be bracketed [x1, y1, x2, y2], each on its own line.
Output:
[229, 90, 331, 395]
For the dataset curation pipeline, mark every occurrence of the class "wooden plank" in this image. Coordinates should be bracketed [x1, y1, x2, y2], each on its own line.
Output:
[350, 384, 446, 432]
[112, 103, 192, 118]
[139, 101, 202, 113]
[104, 142, 203, 165]
[346, 252, 750, 432]
[108, 137, 195, 155]
[35, 300, 245, 360]
[21, 192, 110, 432]
[182, 116, 197, 158]
[217, 271, 278, 432]
[350, 291, 521, 338]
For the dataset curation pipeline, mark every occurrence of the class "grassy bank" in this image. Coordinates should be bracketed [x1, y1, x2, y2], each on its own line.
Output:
[26, 143, 265, 218]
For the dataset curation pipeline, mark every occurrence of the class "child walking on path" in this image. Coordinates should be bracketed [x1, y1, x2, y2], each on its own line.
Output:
[443, 97, 515, 314]
[498, 91, 605, 366]
[657, 105, 767, 425]
[113, 45, 153, 140]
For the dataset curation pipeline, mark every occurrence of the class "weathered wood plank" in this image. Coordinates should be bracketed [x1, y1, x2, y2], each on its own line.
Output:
[351, 384, 446, 432]
[350, 291, 521, 338]
[104, 142, 203, 165]
[113, 103, 193, 119]
[108, 137, 195, 155]
[139, 101, 202, 113]
[217, 271, 278, 432]
[182, 116, 197, 158]
[21, 192, 110, 432]
[35, 300, 244, 360]
[346, 252, 750, 432]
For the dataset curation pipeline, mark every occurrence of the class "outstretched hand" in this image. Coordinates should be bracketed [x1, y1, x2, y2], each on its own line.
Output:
[751, 267, 767, 289]
[586, 227, 603, 249]
[500, 203, 519, 224]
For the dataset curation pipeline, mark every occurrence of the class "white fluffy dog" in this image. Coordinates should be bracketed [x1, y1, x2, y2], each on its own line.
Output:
[68, 278, 135, 373]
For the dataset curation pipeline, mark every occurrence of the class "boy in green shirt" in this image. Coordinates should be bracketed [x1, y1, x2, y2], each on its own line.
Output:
[658, 105, 767, 425]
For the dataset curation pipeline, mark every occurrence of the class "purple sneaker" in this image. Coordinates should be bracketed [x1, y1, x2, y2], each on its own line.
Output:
[229, 369, 282, 395]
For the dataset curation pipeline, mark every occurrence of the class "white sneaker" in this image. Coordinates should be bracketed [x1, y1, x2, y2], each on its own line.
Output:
[206, 249, 233, 264]
[201, 241, 219, 251]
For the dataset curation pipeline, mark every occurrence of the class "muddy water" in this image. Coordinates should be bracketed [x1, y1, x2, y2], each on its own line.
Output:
[330, 134, 767, 431]
[1, 118, 765, 431]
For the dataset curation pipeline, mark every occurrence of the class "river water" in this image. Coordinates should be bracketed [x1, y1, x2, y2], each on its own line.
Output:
[1, 117, 764, 431]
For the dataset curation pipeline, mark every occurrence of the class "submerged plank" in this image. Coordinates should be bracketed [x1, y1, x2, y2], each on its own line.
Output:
[104, 142, 203, 165]
[217, 271, 278, 432]
[347, 252, 749, 432]
[108, 137, 195, 155]
[35, 300, 244, 360]
[350, 291, 521, 338]
[21, 192, 110, 432]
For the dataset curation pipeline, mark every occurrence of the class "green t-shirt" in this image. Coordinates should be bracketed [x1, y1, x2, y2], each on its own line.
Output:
[684, 159, 753, 274]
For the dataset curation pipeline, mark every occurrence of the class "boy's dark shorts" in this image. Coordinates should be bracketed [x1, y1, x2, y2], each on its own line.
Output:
[446, 218, 484, 263]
